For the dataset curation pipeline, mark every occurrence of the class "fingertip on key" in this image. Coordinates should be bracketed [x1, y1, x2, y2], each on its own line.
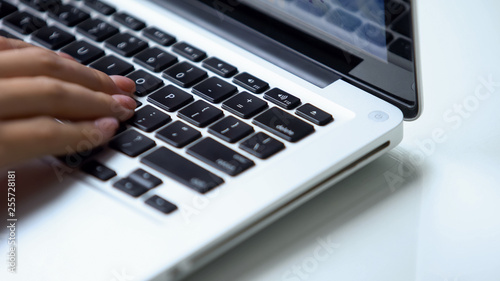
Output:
[95, 117, 120, 140]
[110, 75, 136, 95]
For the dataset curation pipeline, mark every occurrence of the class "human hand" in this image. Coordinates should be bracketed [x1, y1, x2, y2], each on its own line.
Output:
[0, 37, 137, 167]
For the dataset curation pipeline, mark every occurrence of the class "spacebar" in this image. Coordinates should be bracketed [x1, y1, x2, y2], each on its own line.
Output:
[141, 147, 224, 193]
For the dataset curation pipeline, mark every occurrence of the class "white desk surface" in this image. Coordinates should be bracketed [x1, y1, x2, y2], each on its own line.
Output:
[184, 1, 500, 281]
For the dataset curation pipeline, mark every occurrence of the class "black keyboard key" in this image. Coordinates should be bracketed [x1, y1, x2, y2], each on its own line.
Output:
[392, 13, 411, 37]
[156, 121, 201, 148]
[178, 100, 223, 127]
[0, 29, 20, 40]
[163, 62, 207, 88]
[81, 160, 116, 181]
[20, 0, 61, 12]
[32, 26, 75, 50]
[253, 107, 314, 142]
[113, 12, 146, 31]
[105, 33, 148, 57]
[109, 130, 156, 157]
[61, 40, 105, 64]
[133, 47, 178, 72]
[192, 77, 237, 103]
[233, 72, 269, 94]
[142, 26, 176, 46]
[296, 103, 333, 125]
[145, 195, 177, 214]
[89, 55, 134, 75]
[77, 18, 119, 42]
[239, 132, 285, 159]
[264, 88, 301, 110]
[389, 38, 413, 61]
[141, 147, 224, 194]
[126, 70, 164, 97]
[202, 57, 237, 78]
[129, 169, 162, 189]
[4, 11, 47, 35]
[83, 0, 116, 15]
[208, 116, 254, 143]
[147, 85, 194, 112]
[129, 105, 171, 132]
[0, 1, 17, 19]
[222, 92, 268, 119]
[113, 178, 149, 198]
[172, 42, 206, 62]
[48, 4, 90, 27]
[187, 138, 254, 176]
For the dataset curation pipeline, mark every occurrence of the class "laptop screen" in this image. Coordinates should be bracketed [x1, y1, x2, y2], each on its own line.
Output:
[154, 0, 419, 119]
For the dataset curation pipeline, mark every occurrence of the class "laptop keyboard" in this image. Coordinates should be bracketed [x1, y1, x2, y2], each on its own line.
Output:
[0, 0, 335, 215]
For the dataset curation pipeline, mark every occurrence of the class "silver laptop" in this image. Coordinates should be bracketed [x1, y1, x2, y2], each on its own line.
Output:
[0, 0, 421, 280]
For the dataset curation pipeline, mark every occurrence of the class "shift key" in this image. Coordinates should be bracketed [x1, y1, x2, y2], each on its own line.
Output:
[141, 147, 223, 193]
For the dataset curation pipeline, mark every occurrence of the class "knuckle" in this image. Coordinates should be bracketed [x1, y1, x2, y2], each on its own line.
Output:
[92, 69, 113, 90]
[32, 117, 59, 142]
[35, 77, 66, 99]
[29, 48, 62, 73]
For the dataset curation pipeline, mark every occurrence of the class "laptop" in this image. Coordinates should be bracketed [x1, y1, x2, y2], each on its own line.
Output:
[0, 0, 421, 280]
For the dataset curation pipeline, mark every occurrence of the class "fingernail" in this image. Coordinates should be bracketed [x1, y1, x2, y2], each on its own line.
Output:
[112, 95, 137, 110]
[110, 75, 136, 95]
[95, 118, 119, 140]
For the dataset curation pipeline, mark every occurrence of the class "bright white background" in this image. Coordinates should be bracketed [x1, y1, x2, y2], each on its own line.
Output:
[184, 1, 500, 280]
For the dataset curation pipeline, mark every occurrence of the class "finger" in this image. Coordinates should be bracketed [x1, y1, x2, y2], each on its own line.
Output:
[0, 77, 135, 121]
[0, 47, 135, 95]
[110, 75, 136, 95]
[0, 117, 119, 167]
[0, 36, 35, 51]
[0, 36, 78, 62]
[57, 51, 77, 61]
